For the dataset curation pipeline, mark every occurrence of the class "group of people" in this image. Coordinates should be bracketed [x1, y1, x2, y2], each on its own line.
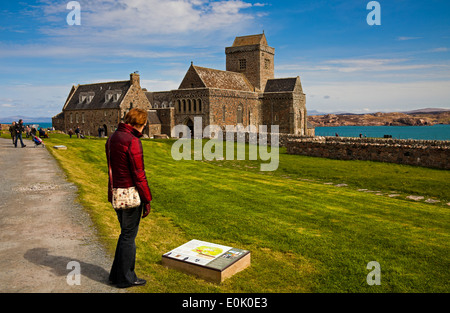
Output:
[8, 120, 27, 148]
[8, 120, 50, 148]
[68, 126, 82, 138]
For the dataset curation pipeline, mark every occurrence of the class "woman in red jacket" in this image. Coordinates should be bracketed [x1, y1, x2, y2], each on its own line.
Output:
[106, 108, 152, 288]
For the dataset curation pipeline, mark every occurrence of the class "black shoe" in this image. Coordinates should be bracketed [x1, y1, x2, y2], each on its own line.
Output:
[117, 278, 146, 288]
[22, 145, 26, 148]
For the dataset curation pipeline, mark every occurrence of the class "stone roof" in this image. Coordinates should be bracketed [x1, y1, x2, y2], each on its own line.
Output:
[193, 66, 254, 91]
[52, 111, 64, 119]
[264, 77, 301, 93]
[64, 80, 131, 110]
[147, 110, 161, 125]
[232, 33, 268, 47]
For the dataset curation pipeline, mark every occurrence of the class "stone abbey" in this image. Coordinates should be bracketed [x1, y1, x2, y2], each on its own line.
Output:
[53, 33, 314, 138]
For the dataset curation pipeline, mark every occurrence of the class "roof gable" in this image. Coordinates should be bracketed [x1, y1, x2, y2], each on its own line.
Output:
[178, 65, 207, 89]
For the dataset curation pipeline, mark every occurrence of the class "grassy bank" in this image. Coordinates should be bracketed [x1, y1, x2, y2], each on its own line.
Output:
[17, 133, 450, 292]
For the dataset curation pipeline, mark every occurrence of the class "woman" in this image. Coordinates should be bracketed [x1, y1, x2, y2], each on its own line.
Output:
[106, 108, 152, 288]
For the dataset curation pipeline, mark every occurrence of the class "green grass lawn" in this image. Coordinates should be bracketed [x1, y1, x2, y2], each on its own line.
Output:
[10, 132, 449, 292]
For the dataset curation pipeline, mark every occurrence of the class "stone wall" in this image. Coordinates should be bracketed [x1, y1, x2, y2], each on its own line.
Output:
[64, 108, 120, 136]
[155, 107, 175, 136]
[208, 88, 261, 130]
[286, 136, 450, 170]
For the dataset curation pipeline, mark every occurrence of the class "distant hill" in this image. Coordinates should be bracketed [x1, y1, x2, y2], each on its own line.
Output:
[308, 108, 450, 127]
[402, 108, 449, 114]
[0, 116, 52, 124]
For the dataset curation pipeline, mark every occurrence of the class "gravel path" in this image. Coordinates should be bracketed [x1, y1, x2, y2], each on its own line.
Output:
[0, 138, 123, 293]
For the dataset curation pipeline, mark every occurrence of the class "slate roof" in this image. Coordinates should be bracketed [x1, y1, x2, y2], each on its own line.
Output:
[147, 110, 161, 125]
[64, 80, 131, 110]
[52, 111, 64, 119]
[232, 33, 268, 47]
[192, 65, 254, 92]
[264, 77, 300, 93]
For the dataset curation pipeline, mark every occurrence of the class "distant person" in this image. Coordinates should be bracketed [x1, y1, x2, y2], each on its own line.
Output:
[25, 125, 31, 138]
[9, 121, 16, 144]
[105, 108, 152, 288]
[38, 128, 49, 138]
[75, 126, 80, 138]
[14, 119, 26, 148]
[359, 133, 362, 138]
[335, 133, 339, 137]
[98, 126, 103, 138]
[68, 128, 74, 138]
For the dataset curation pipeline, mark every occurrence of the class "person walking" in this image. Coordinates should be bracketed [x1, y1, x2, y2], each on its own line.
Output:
[14, 119, 26, 148]
[105, 108, 152, 288]
[9, 121, 16, 144]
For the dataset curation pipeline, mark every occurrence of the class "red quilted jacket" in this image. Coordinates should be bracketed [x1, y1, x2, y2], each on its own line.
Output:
[106, 123, 152, 204]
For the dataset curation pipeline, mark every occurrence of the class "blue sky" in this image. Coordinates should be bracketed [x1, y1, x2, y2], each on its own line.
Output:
[0, 0, 449, 118]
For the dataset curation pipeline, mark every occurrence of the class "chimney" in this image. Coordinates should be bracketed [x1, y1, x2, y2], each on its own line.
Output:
[130, 72, 140, 87]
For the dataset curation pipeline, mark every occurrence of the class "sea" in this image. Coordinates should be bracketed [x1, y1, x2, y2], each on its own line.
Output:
[26, 122, 53, 129]
[27, 122, 450, 141]
[315, 124, 450, 141]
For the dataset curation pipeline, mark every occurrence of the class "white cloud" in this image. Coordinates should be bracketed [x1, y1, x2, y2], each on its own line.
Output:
[397, 36, 422, 41]
[276, 58, 450, 88]
[1, 0, 262, 61]
[39, 0, 257, 40]
[429, 47, 448, 53]
[1, 103, 15, 108]
[278, 58, 442, 74]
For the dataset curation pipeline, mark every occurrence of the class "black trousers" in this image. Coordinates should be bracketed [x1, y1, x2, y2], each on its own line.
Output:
[109, 204, 142, 286]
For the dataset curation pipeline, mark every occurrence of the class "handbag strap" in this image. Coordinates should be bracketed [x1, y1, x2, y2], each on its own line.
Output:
[107, 138, 114, 194]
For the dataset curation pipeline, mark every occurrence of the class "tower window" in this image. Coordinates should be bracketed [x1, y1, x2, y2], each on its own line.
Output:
[239, 59, 247, 70]
[265, 58, 271, 70]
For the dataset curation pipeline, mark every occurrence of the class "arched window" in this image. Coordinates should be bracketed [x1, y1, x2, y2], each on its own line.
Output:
[183, 99, 186, 113]
[178, 100, 181, 112]
[188, 99, 191, 112]
[193, 99, 197, 112]
[237, 104, 243, 124]
[198, 99, 202, 112]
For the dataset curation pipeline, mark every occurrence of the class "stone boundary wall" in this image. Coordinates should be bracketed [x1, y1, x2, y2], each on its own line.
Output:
[286, 136, 450, 170]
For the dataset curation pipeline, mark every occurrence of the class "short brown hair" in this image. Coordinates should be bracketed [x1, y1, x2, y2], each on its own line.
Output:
[125, 108, 148, 127]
